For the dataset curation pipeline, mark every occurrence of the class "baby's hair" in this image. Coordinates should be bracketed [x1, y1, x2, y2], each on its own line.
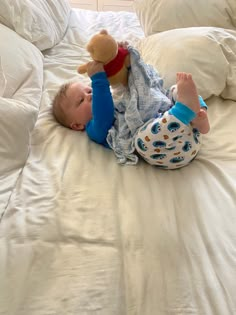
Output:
[52, 82, 72, 128]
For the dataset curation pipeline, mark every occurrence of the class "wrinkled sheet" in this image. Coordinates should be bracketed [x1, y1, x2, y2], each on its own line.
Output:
[0, 8, 236, 315]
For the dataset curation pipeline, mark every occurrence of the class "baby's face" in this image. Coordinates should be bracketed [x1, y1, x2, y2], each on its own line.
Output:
[62, 82, 92, 130]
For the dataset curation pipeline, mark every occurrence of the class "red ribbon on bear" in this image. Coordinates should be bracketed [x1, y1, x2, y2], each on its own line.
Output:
[104, 47, 129, 77]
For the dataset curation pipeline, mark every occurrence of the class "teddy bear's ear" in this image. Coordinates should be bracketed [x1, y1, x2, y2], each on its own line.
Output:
[100, 29, 108, 35]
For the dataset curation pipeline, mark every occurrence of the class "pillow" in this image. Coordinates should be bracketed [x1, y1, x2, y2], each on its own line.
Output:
[134, 0, 236, 35]
[0, 0, 71, 50]
[0, 25, 43, 215]
[0, 96, 38, 215]
[0, 24, 43, 108]
[0, 98, 38, 175]
[139, 27, 236, 100]
[0, 57, 6, 97]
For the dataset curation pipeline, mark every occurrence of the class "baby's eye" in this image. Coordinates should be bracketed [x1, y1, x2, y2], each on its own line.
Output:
[77, 98, 84, 106]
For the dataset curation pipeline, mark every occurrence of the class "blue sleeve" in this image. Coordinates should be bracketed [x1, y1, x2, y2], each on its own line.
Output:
[85, 72, 114, 147]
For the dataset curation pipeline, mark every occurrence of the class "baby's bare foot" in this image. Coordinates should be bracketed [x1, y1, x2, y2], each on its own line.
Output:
[191, 109, 210, 134]
[176, 72, 200, 114]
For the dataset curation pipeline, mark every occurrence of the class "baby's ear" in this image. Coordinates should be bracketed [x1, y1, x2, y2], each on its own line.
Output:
[70, 122, 85, 131]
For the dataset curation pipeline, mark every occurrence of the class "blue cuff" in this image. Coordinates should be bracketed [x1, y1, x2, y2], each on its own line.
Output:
[198, 95, 208, 110]
[91, 71, 107, 83]
[169, 101, 196, 125]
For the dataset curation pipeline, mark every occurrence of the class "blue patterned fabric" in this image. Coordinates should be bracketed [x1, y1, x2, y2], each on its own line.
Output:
[106, 46, 173, 165]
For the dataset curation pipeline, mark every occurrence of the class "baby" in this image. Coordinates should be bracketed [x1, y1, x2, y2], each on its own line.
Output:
[52, 61, 210, 169]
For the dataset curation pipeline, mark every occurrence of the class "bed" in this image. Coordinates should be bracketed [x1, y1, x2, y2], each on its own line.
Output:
[0, 0, 236, 314]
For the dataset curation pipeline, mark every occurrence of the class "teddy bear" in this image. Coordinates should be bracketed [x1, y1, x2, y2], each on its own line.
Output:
[78, 29, 130, 86]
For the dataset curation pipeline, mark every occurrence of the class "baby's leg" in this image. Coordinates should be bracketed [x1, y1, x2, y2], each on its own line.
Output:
[176, 73, 210, 134]
[134, 111, 201, 169]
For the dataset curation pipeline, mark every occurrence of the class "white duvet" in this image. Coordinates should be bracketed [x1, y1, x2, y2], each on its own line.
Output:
[0, 2, 236, 315]
[0, 23, 43, 218]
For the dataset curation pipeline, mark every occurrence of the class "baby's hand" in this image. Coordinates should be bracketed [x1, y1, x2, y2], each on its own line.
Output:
[87, 61, 105, 78]
[118, 41, 129, 49]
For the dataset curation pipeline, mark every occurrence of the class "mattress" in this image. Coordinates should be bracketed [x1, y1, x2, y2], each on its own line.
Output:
[0, 6, 236, 315]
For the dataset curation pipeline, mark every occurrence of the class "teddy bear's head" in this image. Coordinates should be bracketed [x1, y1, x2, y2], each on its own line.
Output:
[86, 29, 118, 65]
[78, 29, 130, 86]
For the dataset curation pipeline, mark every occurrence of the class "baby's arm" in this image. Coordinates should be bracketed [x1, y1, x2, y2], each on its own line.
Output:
[86, 61, 114, 146]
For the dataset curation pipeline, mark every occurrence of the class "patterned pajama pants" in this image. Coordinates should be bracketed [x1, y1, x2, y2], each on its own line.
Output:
[134, 110, 201, 169]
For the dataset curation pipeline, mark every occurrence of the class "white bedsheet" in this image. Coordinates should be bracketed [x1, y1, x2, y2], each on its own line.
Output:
[0, 8, 236, 315]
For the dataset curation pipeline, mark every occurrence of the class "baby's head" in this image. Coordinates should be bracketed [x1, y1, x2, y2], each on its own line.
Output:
[52, 81, 92, 131]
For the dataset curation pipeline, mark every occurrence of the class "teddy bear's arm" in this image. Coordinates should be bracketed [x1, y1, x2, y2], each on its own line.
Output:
[78, 63, 88, 74]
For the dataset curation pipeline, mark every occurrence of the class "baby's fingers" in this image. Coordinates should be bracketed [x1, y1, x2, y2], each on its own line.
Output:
[118, 41, 129, 49]
[87, 61, 104, 77]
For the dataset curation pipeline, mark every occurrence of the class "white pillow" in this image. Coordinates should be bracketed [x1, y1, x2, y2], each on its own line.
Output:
[0, 25, 42, 187]
[0, 25, 43, 214]
[0, 0, 71, 50]
[0, 97, 37, 215]
[134, 0, 236, 35]
[0, 57, 6, 97]
[139, 27, 236, 100]
[0, 97, 38, 175]
[0, 24, 43, 108]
